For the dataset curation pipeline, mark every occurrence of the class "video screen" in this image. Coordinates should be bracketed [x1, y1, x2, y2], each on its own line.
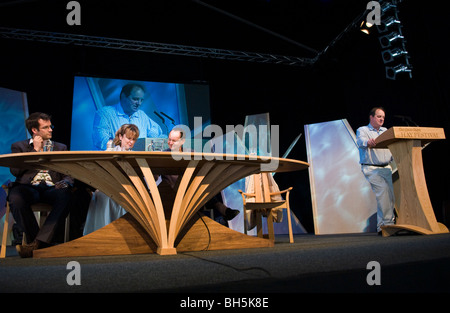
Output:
[70, 75, 211, 151]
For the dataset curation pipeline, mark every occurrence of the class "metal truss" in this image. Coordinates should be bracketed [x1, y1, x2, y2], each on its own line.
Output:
[0, 27, 317, 67]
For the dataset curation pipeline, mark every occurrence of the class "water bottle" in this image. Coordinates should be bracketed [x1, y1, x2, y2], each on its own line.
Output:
[106, 139, 114, 151]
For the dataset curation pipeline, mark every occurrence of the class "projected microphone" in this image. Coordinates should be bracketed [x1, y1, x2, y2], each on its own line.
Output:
[154, 111, 165, 123]
[154, 111, 169, 134]
[160, 111, 176, 125]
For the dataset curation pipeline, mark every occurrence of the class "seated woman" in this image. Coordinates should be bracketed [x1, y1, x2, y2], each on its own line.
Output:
[83, 124, 139, 235]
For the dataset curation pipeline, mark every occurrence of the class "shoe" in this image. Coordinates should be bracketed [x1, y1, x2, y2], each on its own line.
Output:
[225, 208, 240, 221]
[16, 240, 40, 258]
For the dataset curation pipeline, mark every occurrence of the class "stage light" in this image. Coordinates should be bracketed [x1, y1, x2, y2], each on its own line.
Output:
[381, 1, 397, 13]
[379, 30, 404, 48]
[377, 15, 401, 33]
[360, 20, 374, 35]
[384, 15, 401, 27]
[381, 47, 408, 64]
[385, 63, 412, 80]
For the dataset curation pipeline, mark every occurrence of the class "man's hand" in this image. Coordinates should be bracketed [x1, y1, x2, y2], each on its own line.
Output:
[367, 138, 377, 147]
[32, 135, 44, 152]
[55, 180, 69, 189]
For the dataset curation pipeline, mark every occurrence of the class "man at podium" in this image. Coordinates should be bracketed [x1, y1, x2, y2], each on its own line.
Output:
[356, 107, 395, 234]
[92, 83, 165, 150]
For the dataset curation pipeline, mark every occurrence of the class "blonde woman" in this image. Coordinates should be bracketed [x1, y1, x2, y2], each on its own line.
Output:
[83, 124, 139, 235]
[112, 123, 139, 151]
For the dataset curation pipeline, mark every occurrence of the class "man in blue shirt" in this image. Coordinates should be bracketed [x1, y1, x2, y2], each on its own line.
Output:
[92, 83, 165, 150]
[356, 107, 395, 233]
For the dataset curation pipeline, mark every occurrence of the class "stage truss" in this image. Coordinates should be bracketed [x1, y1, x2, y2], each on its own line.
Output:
[0, 27, 316, 67]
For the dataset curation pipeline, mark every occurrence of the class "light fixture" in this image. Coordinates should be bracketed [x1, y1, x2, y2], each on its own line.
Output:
[385, 63, 412, 80]
[381, 1, 397, 13]
[381, 47, 408, 64]
[360, 20, 374, 35]
[377, 14, 401, 33]
[378, 30, 404, 48]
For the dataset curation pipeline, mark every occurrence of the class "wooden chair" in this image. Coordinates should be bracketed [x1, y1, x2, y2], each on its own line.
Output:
[238, 173, 294, 243]
[1, 186, 70, 258]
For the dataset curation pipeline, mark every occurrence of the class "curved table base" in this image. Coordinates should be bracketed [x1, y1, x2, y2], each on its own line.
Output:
[33, 213, 274, 258]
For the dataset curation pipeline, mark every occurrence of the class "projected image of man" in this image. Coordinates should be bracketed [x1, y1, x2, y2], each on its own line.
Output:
[92, 83, 165, 150]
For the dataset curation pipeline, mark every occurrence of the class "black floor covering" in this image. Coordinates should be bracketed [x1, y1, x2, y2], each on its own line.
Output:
[2, 232, 450, 295]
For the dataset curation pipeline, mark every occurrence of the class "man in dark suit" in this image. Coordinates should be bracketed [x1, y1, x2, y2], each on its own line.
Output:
[9, 112, 74, 257]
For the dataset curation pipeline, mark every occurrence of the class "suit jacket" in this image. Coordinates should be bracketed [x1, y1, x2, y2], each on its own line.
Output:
[10, 139, 74, 186]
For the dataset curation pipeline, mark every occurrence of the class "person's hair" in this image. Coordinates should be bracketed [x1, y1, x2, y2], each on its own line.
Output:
[169, 127, 186, 152]
[369, 107, 385, 117]
[25, 112, 52, 135]
[170, 127, 184, 139]
[113, 124, 140, 146]
[120, 83, 145, 99]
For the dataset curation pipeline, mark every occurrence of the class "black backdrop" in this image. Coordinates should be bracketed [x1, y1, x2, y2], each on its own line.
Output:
[1, 0, 448, 232]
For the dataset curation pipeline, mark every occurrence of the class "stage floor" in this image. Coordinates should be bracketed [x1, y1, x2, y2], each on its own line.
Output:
[1, 232, 450, 294]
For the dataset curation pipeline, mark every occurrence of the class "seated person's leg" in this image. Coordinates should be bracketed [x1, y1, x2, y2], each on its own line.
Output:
[8, 184, 41, 244]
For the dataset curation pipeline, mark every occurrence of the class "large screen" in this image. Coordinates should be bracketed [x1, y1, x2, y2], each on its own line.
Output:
[70, 76, 211, 150]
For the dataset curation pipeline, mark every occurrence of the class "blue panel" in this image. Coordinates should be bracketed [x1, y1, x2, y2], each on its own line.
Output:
[305, 119, 377, 234]
[0, 87, 29, 185]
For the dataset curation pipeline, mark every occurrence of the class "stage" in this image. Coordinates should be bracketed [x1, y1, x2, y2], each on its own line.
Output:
[1, 232, 450, 294]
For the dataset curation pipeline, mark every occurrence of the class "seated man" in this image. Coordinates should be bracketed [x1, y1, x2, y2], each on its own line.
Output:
[9, 112, 74, 258]
[165, 128, 240, 223]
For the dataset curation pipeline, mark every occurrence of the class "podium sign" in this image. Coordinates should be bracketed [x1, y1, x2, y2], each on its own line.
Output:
[375, 127, 448, 236]
[375, 127, 445, 148]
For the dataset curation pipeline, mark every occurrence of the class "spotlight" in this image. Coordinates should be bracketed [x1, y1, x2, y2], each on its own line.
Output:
[381, 47, 408, 64]
[360, 20, 374, 35]
[385, 63, 412, 80]
[379, 30, 404, 48]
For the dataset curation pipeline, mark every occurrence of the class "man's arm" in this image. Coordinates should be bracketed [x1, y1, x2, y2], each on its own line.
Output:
[356, 127, 376, 148]
[10, 141, 32, 178]
[92, 109, 113, 150]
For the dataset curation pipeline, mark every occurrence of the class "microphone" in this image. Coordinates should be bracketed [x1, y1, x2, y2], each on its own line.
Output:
[154, 111, 169, 135]
[160, 111, 176, 125]
[393, 115, 419, 127]
[154, 111, 165, 124]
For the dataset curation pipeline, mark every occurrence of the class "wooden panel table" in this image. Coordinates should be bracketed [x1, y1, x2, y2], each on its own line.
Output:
[0, 151, 308, 258]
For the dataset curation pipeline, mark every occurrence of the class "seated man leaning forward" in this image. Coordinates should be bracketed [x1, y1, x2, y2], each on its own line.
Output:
[165, 128, 240, 223]
[9, 112, 74, 258]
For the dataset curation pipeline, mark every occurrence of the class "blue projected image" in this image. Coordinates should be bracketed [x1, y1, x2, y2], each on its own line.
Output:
[70, 76, 210, 150]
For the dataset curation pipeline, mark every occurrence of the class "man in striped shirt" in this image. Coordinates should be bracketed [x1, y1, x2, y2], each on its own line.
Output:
[356, 107, 395, 233]
[92, 83, 165, 150]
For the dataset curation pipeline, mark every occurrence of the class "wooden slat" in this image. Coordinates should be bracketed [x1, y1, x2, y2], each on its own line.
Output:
[95, 160, 160, 245]
[178, 165, 259, 237]
[117, 159, 162, 246]
[176, 163, 230, 235]
[136, 158, 169, 249]
[167, 160, 199, 247]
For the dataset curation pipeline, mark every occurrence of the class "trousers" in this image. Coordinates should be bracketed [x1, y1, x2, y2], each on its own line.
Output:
[8, 183, 72, 244]
[362, 165, 395, 232]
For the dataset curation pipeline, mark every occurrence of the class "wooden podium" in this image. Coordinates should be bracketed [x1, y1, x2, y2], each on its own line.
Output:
[375, 127, 449, 236]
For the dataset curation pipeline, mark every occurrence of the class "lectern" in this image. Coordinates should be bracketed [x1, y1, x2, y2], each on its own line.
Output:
[375, 127, 449, 236]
